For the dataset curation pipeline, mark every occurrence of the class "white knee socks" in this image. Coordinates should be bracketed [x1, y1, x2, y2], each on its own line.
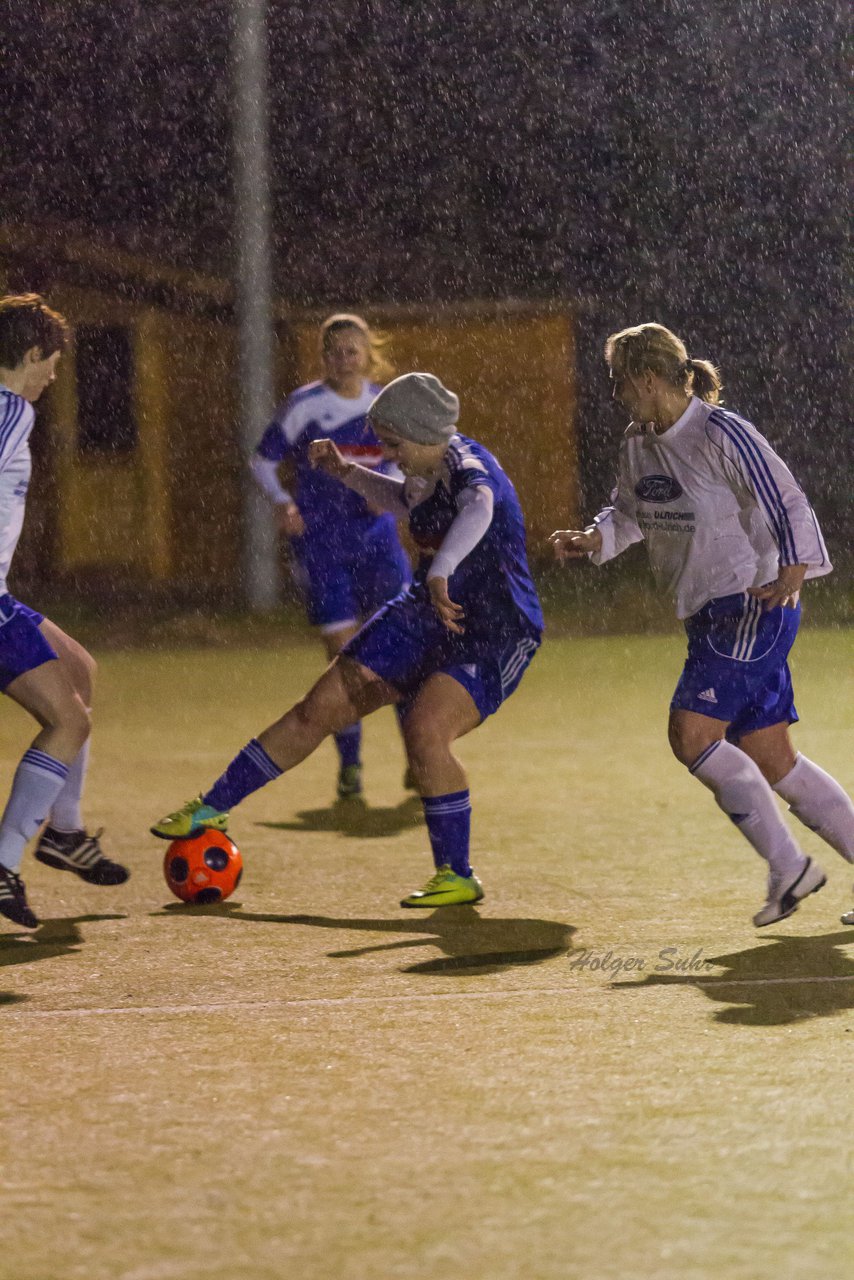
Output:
[690, 740, 804, 879]
[773, 754, 854, 862]
[0, 748, 70, 872]
[48, 737, 90, 833]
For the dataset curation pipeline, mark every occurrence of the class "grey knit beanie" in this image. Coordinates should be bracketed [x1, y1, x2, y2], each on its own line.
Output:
[368, 372, 459, 444]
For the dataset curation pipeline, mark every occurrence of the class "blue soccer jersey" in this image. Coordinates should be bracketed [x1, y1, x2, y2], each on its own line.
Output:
[406, 434, 544, 643]
[255, 380, 396, 555]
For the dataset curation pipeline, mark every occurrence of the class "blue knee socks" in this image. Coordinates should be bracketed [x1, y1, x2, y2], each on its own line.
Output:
[203, 739, 282, 812]
[334, 723, 362, 770]
[422, 790, 472, 877]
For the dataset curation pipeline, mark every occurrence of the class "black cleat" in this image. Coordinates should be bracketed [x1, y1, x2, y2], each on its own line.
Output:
[34, 827, 130, 886]
[0, 866, 39, 929]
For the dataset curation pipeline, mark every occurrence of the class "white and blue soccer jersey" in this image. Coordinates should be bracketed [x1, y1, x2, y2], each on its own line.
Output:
[0, 386, 35, 596]
[405, 434, 544, 643]
[590, 396, 831, 619]
[254, 380, 394, 554]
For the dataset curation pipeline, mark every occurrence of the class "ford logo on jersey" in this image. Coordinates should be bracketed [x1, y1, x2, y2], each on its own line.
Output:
[635, 474, 683, 503]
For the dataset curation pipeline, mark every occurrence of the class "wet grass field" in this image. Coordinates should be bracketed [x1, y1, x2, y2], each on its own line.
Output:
[2, 627, 853, 1280]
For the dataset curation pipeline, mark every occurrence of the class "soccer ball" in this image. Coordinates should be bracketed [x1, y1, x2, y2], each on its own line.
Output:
[163, 831, 243, 904]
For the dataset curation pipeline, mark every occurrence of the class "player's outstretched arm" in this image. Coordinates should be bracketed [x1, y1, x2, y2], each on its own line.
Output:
[549, 527, 603, 561]
[308, 439, 408, 516]
[307, 438, 352, 478]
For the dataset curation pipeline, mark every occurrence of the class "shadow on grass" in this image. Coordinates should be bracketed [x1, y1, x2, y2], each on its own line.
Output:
[153, 901, 575, 975]
[611, 930, 854, 1026]
[255, 794, 423, 839]
[0, 913, 126, 998]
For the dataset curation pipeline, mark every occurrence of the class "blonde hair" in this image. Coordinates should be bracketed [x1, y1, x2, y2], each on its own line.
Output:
[319, 313, 394, 384]
[605, 322, 722, 405]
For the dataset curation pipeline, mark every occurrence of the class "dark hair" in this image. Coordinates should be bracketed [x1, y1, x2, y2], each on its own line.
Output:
[0, 294, 69, 369]
[605, 322, 723, 406]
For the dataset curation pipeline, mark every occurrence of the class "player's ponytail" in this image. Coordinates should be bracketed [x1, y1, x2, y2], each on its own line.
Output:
[685, 358, 722, 406]
[605, 323, 723, 406]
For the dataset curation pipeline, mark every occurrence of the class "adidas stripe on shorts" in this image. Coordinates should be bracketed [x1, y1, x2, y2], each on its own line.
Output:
[670, 590, 800, 740]
[344, 589, 541, 721]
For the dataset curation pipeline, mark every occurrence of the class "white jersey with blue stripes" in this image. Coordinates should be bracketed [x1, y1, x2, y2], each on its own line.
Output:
[0, 386, 35, 595]
[590, 396, 831, 619]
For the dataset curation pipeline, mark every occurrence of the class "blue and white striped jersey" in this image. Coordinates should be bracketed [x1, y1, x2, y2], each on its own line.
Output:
[590, 396, 831, 618]
[0, 386, 35, 595]
[252, 380, 392, 544]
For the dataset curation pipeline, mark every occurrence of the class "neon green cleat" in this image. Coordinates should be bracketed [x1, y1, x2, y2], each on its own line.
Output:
[150, 795, 230, 840]
[336, 764, 363, 799]
[400, 865, 484, 909]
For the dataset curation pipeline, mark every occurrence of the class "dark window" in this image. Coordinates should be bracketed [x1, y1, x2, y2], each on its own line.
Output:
[76, 325, 137, 455]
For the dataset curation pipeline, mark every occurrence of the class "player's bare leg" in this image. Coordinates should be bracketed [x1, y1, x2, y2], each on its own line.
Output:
[400, 673, 481, 796]
[150, 657, 398, 839]
[320, 623, 365, 797]
[38, 618, 96, 708]
[735, 722, 797, 785]
[4, 658, 90, 765]
[24, 621, 128, 885]
[0, 660, 91, 928]
[259, 655, 398, 770]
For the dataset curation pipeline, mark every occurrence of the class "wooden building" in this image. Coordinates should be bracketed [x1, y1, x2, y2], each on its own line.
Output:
[1, 225, 578, 602]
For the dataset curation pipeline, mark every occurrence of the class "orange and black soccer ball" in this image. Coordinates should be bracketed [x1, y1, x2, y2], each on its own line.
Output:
[163, 831, 243, 904]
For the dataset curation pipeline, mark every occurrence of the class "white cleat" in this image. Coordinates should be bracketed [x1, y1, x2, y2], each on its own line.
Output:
[753, 857, 827, 928]
[841, 897, 854, 926]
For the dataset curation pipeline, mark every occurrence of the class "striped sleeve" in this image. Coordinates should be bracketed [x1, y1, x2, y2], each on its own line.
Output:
[589, 447, 645, 564]
[705, 410, 830, 569]
[0, 392, 34, 470]
[254, 418, 290, 462]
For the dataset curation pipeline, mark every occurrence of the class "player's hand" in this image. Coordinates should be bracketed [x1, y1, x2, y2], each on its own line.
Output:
[427, 576, 465, 634]
[549, 527, 602, 561]
[308, 438, 352, 479]
[748, 565, 806, 610]
[276, 501, 305, 538]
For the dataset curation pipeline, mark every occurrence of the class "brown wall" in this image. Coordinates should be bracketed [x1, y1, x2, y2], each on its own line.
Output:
[292, 306, 578, 550]
[165, 318, 241, 587]
[7, 271, 577, 596]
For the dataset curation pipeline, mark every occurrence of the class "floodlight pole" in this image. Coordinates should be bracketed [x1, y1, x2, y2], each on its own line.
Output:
[231, 0, 279, 610]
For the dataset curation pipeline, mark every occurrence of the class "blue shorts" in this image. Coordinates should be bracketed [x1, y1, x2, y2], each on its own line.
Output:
[0, 594, 55, 691]
[293, 521, 411, 631]
[670, 591, 800, 740]
[343, 589, 541, 721]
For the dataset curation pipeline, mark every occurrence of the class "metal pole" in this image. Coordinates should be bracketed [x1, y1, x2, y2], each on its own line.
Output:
[231, 0, 279, 610]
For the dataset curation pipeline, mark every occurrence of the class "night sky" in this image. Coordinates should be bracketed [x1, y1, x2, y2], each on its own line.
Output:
[2, 0, 850, 528]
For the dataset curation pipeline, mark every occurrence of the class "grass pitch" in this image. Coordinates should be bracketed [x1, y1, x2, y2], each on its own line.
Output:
[1, 628, 853, 1280]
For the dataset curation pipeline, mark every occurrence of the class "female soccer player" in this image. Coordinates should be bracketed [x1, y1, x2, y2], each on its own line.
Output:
[0, 295, 129, 929]
[153, 372, 543, 908]
[550, 322, 854, 927]
[250, 313, 412, 799]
